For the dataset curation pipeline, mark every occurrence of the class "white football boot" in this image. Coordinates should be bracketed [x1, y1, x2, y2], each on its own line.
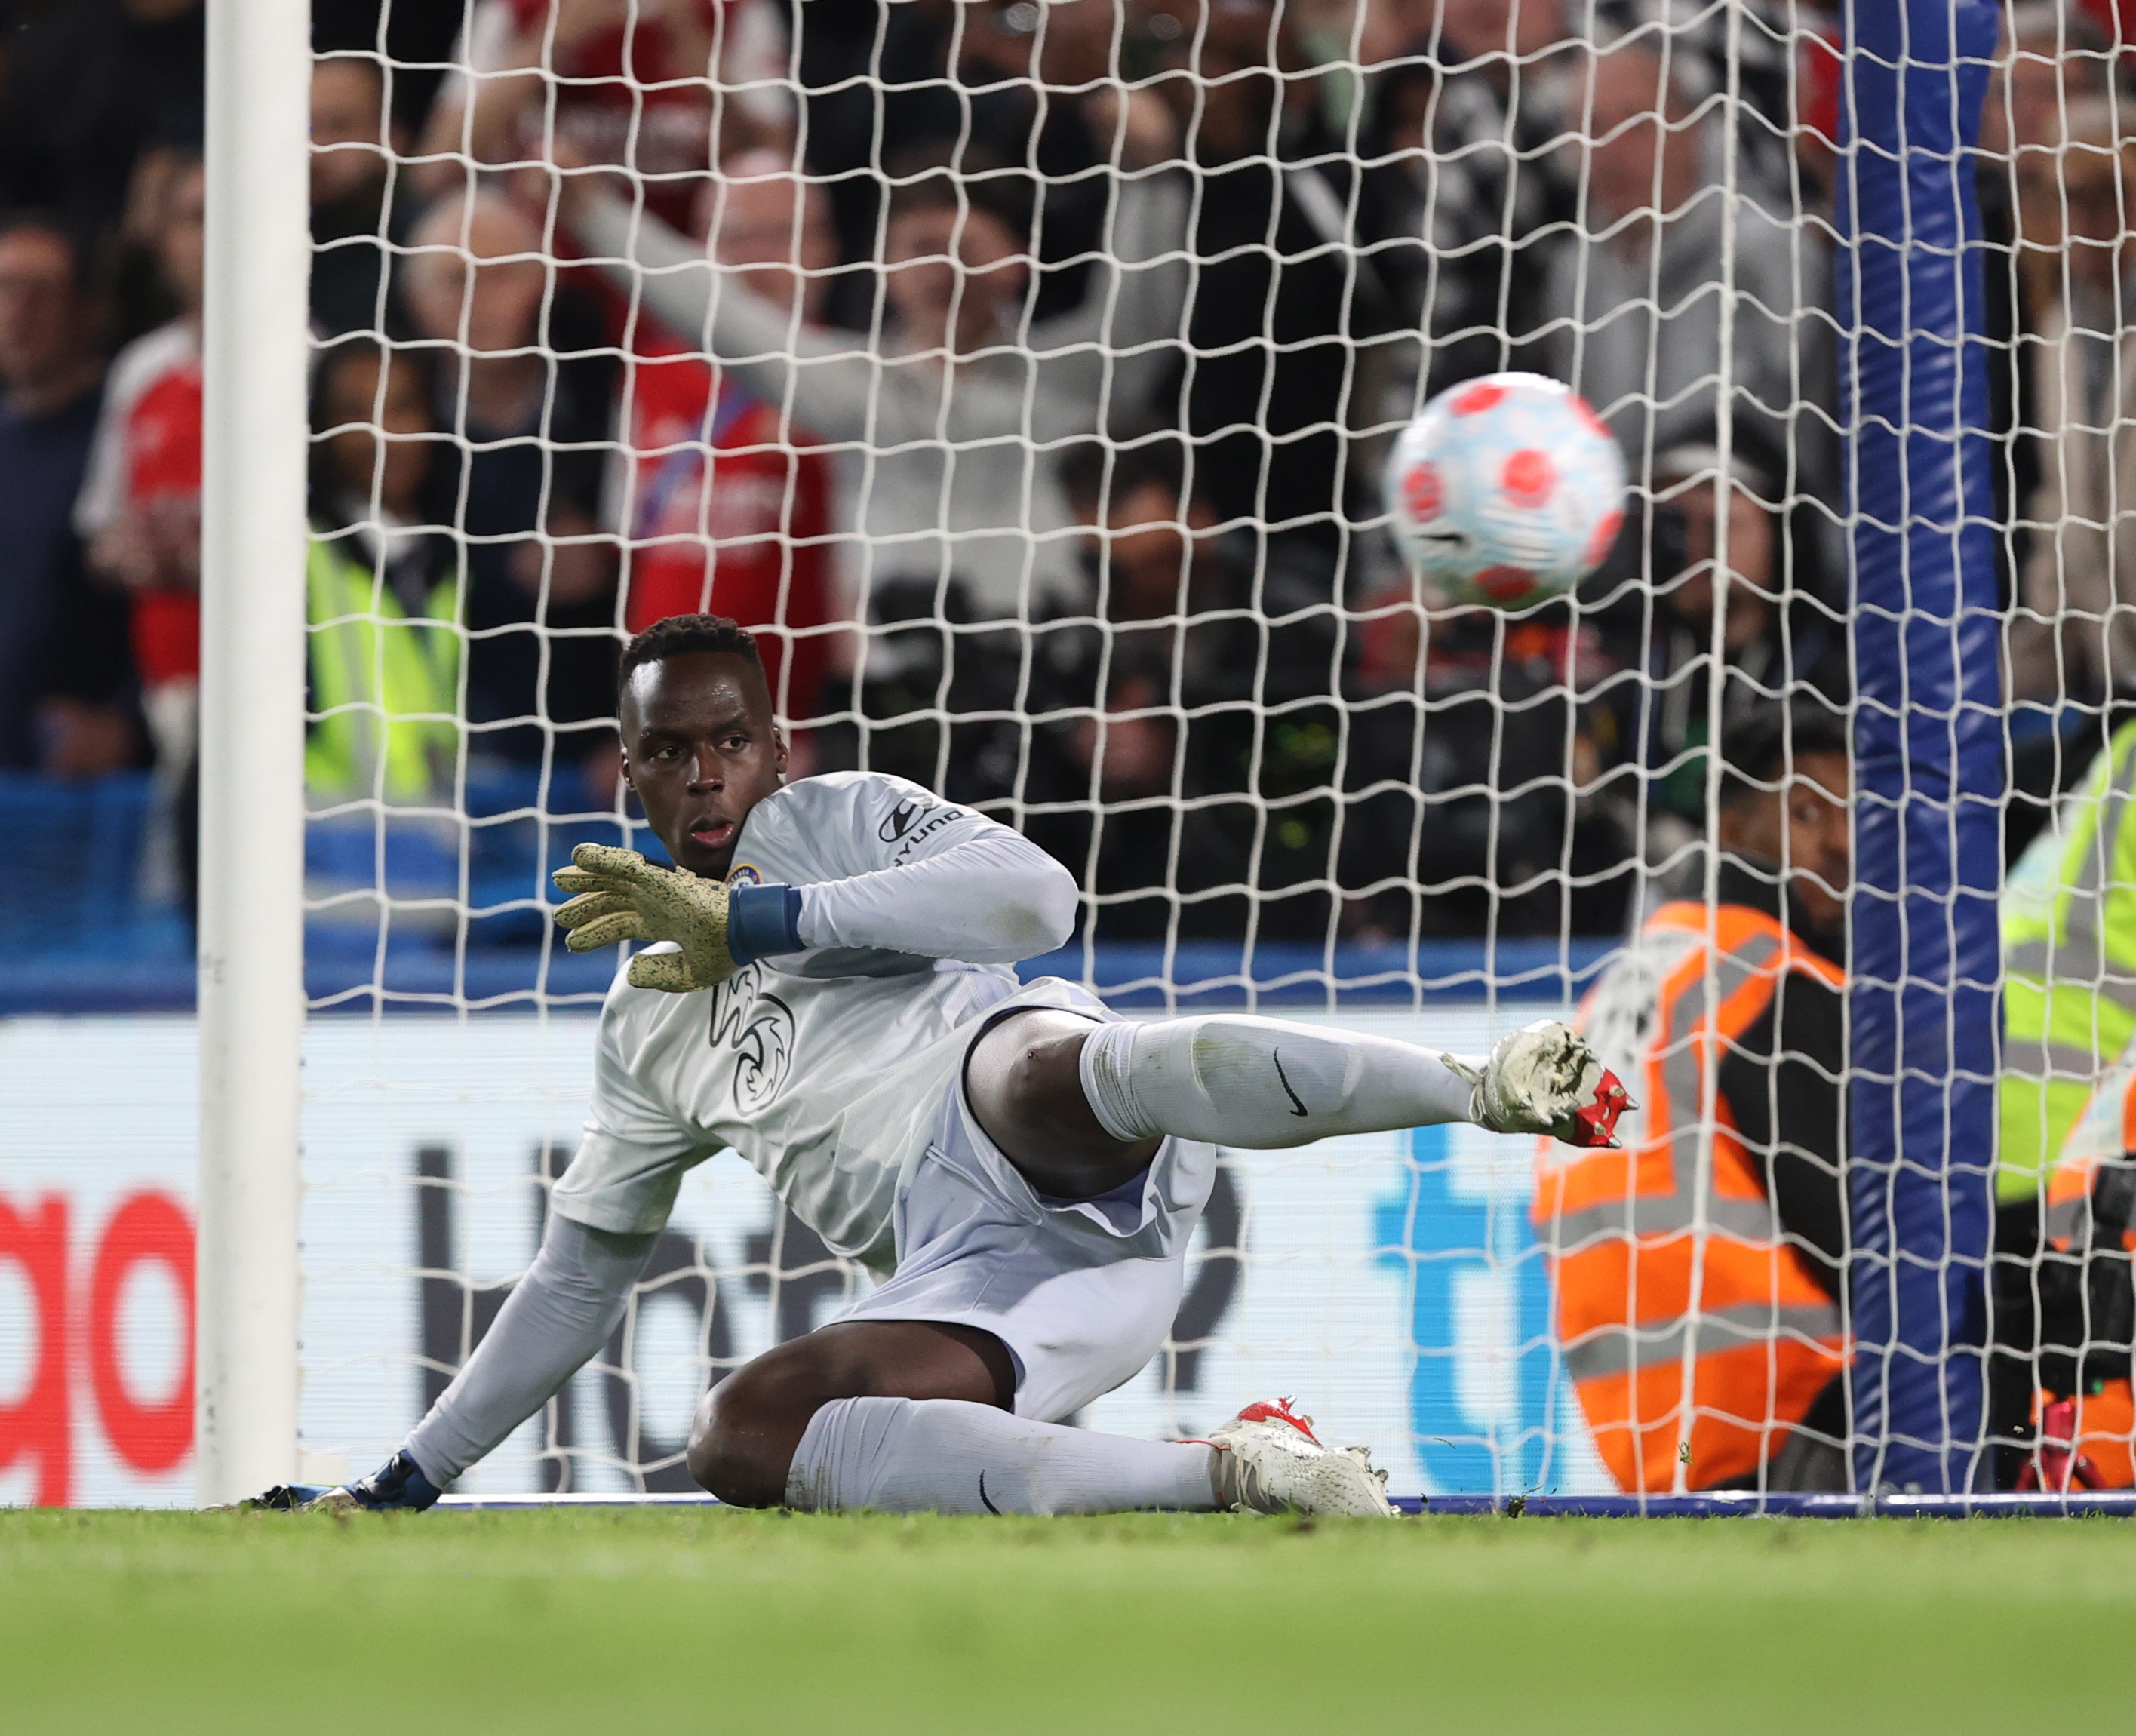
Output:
[1203, 1398, 1398, 1518]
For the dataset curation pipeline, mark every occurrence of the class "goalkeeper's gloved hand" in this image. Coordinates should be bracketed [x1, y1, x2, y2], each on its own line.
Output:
[1440, 1019, 1633, 1148]
[552, 843, 736, 993]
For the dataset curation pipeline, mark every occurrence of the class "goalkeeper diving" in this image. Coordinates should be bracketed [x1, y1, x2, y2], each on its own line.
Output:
[308, 614, 1629, 1519]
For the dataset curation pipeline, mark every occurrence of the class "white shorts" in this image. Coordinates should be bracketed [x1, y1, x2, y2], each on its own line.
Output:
[836, 1026, 1219, 1424]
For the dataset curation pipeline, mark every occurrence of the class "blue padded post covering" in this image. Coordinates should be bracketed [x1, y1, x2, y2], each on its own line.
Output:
[1837, 0, 2003, 1493]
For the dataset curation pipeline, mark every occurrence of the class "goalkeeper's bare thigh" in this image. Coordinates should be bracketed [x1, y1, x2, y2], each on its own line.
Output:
[964, 1007, 1161, 1198]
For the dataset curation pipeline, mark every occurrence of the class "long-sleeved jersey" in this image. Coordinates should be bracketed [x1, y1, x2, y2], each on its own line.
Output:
[552, 770, 1082, 1273]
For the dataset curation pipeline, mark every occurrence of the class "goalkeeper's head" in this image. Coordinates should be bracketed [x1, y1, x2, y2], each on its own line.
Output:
[617, 615, 788, 880]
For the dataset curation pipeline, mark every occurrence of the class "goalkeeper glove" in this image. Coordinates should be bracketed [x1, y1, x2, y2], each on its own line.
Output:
[552, 843, 739, 993]
[1440, 1019, 1632, 1148]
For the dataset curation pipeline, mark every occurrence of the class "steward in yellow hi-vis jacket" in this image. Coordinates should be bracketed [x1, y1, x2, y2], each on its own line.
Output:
[305, 530, 460, 803]
[1537, 707, 1852, 1494]
[303, 336, 463, 807]
[1999, 719, 2136, 1201]
[1989, 721, 2136, 1487]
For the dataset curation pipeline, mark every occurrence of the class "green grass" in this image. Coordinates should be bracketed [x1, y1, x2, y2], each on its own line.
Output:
[5, 1508, 2131, 1733]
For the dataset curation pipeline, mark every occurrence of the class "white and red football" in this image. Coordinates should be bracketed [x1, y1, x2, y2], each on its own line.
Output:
[1383, 372, 1627, 609]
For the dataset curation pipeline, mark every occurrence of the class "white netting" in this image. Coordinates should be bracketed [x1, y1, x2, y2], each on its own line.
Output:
[1984, 2, 2136, 1498]
[253, 0, 2127, 1503]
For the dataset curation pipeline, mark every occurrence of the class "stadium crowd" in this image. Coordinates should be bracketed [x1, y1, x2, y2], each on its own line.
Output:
[0, 0, 2123, 951]
[7, 0, 2136, 1501]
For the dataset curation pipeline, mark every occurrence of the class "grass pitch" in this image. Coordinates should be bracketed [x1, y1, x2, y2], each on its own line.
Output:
[5, 1508, 2130, 1733]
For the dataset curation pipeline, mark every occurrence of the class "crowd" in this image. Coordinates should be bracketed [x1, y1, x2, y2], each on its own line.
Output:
[0, 0, 2123, 948]
[8, 0, 2136, 1500]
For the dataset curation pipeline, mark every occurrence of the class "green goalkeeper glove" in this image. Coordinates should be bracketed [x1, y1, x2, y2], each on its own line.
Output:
[552, 843, 736, 993]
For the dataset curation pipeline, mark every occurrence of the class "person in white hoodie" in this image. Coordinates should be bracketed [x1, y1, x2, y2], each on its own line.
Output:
[1538, 35, 1814, 479]
[561, 97, 1188, 631]
[2004, 103, 2136, 709]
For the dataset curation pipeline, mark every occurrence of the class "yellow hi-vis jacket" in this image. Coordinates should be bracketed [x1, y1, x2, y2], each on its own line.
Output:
[2001, 720, 2136, 1200]
[305, 530, 461, 803]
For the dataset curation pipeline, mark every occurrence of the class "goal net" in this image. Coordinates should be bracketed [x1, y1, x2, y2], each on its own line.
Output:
[206, 0, 2116, 1505]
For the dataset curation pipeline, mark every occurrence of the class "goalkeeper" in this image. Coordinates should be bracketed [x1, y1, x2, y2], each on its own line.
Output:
[313, 614, 1628, 1518]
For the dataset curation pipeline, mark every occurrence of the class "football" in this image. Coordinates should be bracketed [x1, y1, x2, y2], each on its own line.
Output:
[1384, 371, 1627, 609]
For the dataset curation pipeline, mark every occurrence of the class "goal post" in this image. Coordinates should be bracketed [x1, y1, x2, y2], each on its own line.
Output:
[194, 0, 312, 1507]
[1838, 0, 2003, 1496]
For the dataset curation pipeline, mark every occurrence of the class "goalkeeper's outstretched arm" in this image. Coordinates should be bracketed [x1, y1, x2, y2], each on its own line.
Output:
[555, 787, 1077, 990]
[772, 825, 1078, 966]
[394, 1215, 658, 1500]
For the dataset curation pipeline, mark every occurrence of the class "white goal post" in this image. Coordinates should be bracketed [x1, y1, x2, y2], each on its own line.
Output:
[194, 0, 312, 1507]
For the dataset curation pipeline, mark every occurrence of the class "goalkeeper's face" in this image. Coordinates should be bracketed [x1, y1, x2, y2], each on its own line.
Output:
[619, 651, 788, 879]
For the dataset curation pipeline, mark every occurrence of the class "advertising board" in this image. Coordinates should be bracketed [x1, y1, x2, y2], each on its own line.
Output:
[0, 1012, 1612, 1505]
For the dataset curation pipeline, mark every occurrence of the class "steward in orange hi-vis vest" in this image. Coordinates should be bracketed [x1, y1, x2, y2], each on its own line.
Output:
[1535, 869, 1850, 1492]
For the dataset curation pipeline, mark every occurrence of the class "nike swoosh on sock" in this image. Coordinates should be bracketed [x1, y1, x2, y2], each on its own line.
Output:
[1271, 1051, 1309, 1117]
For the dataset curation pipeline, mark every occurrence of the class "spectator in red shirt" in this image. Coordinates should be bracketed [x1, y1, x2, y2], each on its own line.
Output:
[611, 149, 843, 737]
[74, 150, 203, 788]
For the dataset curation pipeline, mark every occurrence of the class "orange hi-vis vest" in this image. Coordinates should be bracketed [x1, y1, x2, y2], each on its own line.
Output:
[1533, 901, 1849, 1492]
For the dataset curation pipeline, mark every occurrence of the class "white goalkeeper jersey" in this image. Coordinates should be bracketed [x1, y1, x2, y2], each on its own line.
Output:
[552, 771, 1084, 1272]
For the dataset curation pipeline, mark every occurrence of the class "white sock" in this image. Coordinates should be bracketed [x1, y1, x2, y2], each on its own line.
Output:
[1077, 1014, 1474, 1149]
[784, 1396, 1220, 1515]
